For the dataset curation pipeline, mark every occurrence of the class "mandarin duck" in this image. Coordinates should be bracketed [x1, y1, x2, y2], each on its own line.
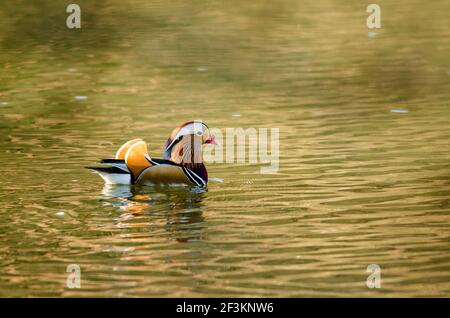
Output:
[88, 121, 218, 187]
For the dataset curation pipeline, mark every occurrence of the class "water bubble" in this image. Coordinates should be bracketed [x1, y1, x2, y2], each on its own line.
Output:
[368, 31, 378, 38]
[196, 66, 208, 72]
[210, 177, 224, 183]
[67, 68, 77, 72]
[391, 108, 409, 113]
[231, 113, 241, 117]
[74, 96, 88, 101]
[0, 102, 8, 106]
[55, 211, 65, 217]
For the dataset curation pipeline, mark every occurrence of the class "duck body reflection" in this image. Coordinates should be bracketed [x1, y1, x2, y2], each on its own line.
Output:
[102, 184, 206, 243]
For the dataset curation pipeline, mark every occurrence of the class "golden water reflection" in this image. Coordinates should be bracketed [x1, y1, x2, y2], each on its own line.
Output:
[103, 185, 206, 244]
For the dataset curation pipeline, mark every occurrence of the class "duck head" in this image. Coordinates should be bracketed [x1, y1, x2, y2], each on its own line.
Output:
[163, 121, 218, 169]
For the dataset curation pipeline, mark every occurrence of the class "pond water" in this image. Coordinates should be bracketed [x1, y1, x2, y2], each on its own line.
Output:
[0, 0, 450, 297]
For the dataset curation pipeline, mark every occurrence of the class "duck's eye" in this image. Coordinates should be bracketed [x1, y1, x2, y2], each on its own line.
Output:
[195, 131, 203, 136]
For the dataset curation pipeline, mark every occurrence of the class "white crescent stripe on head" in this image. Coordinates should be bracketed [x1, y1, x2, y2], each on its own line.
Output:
[165, 122, 210, 151]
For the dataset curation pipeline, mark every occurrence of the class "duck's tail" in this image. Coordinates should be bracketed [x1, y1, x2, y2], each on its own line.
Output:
[87, 162, 130, 184]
